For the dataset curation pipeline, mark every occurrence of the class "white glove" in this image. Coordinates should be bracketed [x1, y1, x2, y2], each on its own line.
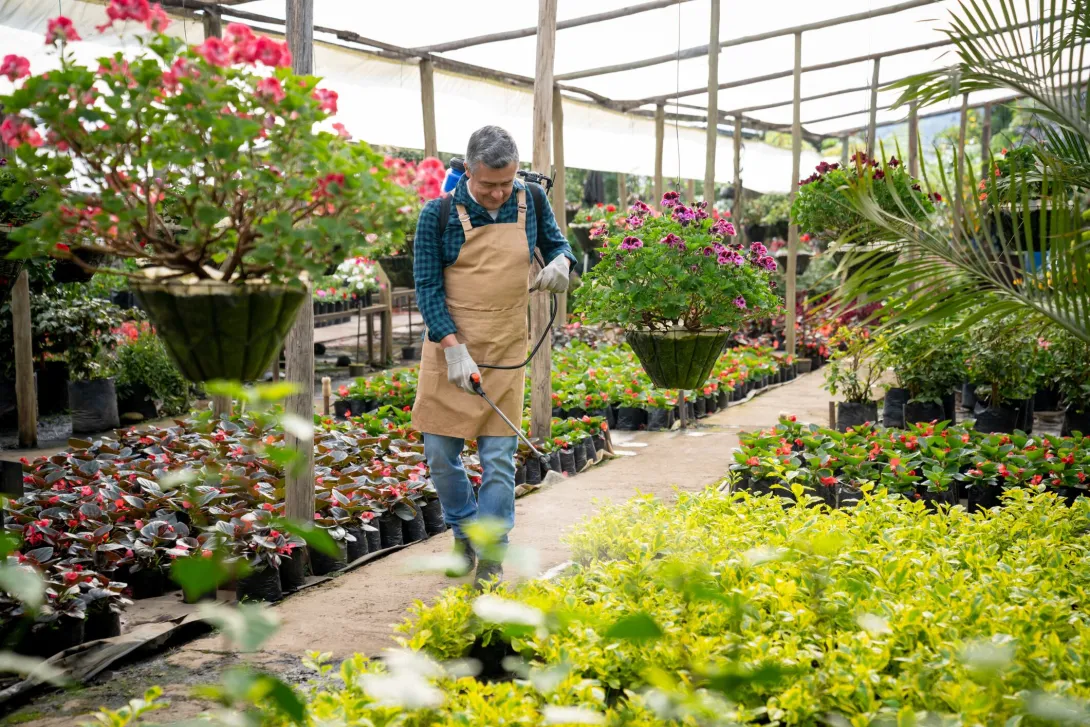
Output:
[531, 256, 572, 294]
[444, 344, 480, 395]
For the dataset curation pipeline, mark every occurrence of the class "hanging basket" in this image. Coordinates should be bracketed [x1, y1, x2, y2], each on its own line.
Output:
[625, 328, 732, 390]
[132, 279, 306, 383]
[774, 248, 813, 275]
[377, 254, 414, 289]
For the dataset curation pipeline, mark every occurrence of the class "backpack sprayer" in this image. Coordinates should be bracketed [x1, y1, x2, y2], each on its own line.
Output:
[441, 158, 562, 470]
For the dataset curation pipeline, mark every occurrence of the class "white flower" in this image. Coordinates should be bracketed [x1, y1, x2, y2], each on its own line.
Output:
[472, 595, 545, 627]
[542, 706, 606, 725]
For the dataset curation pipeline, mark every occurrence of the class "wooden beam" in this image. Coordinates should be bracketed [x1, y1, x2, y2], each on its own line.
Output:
[907, 101, 919, 177]
[529, 0, 557, 443]
[653, 103, 665, 207]
[704, 0, 720, 206]
[284, 0, 315, 527]
[12, 270, 36, 449]
[557, 0, 938, 81]
[617, 173, 627, 207]
[201, 7, 222, 38]
[866, 58, 880, 158]
[980, 102, 993, 179]
[419, 59, 438, 158]
[785, 32, 802, 358]
[416, 0, 693, 54]
[954, 93, 969, 241]
[732, 117, 742, 241]
[686, 179, 696, 202]
[840, 134, 850, 167]
[552, 84, 568, 324]
[211, 394, 232, 417]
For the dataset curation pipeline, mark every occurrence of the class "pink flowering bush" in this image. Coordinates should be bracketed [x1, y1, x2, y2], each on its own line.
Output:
[367, 155, 446, 256]
[576, 195, 781, 332]
[0, 3, 411, 287]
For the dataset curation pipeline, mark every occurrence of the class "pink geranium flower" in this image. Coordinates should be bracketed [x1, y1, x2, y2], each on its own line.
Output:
[312, 88, 338, 113]
[196, 37, 231, 67]
[256, 77, 286, 103]
[0, 54, 30, 82]
[46, 16, 81, 44]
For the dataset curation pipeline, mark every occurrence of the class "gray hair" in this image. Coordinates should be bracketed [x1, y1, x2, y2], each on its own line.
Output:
[466, 126, 519, 173]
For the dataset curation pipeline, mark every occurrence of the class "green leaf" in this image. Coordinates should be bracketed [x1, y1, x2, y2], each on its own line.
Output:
[197, 603, 281, 653]
[604, 612, 662, 643]
[275, 518, 339, 557]
[0, 562, 45, 611]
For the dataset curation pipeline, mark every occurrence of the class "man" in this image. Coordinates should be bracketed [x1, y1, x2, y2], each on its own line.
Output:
[411, 125, 576, 585]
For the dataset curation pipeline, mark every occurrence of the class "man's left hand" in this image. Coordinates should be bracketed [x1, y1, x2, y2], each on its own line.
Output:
[531, 256, 572, 294]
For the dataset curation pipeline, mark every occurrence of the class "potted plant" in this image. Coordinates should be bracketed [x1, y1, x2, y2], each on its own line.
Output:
[1049, 329, 1090, 435]
[367, 155, 445, 289]
[964, 316, 1039, 434]
[883, 323, 966, 427]
[823, 327, 884, 431]
[570, 202, 623, 260]
[791, 153, 938, 276]
[1, 8, 409, 383]
[578, 195, 780, 390]
[113, 320, 189, 422]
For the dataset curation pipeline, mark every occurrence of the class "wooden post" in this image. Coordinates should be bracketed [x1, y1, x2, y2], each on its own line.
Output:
[866, 57, 880, 159]
[840, 134, 850, 167]
[529, 0, 557, 442]
[212, 394, 232, 418]
[907, 101, 919, 177]
[202, 8, 222, 38]
[321, 377, 331, 416]
[686, 179, 696, 202]
[954, 93, 969, 241]
[653, 103, 665, 207]
[617, 173, 627, 207]
[704, 0, 720, 206]
[11, 270, 36, 449]
[732, 116, 743, 240]
[284, 0, 315, 525]
[829, 400, 836, 430]
[785, 32, 802, 357]
[678, 390, 688, 430]
[420, 59, 438, 158]
[552, 84, 568, 324]
[980, 102, 993, 179]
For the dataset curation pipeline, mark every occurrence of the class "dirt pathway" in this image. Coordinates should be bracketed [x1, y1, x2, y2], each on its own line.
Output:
[3, 373, 832, 726]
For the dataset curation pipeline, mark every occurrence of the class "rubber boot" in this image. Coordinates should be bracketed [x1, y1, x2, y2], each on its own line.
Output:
[446, 538, 476, 577]
[475, 560, 503, 590]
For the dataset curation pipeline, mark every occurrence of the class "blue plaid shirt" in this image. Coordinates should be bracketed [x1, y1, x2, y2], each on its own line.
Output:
[413, 177, 577, 343]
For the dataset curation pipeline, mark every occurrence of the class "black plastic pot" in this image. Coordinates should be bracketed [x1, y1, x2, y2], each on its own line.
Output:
[377, 255, 414, 289]
[1034, 386, 1061, 412]
[705, 394, 717, 414]
[625, 329, 732, 390]
[904, 400, 946, 426]
[973, 402, 1021, 434]
[127, 566, 165, 599]
[588, 407, 616, 430]
[236, 565, 283, 603]
[967, 484, 1002, 513]
[836, 401, 877, 432]
[364, 525, 382, 553]
[571, 441, 587, 472]
[85, 610, 121, 641]
[961, 382, 978, 412]
[524, 457, 543, 485]
[18, 619, 85, 659]
[117, 382, 159, 423]
[378, 512, 405, 549]
[402, 507, 428, 543]
[647, 408, 675, 431]
[693, 397, 707, 418]
[1020, 397, 1034, 434]
[942, 392, 957, 423]
[422, 499, 446, 534]
[515, 464, 525, 485]
[615, 406, 647, 431]
[1063, 407, 1090, 437]
[37, 361, 69, 416]
[835, 482, 864, 509]
[797, 358, 813, 374]
[334, 400, 354, 419]
[717, 389, 729, 409]
[548, 451, 562, 473]
[132, 281, 306, 384]
[559, 448, 577, 476]
[309, 541, 348, 575]
[346, 526, 368, 561]
[279, 551, 308, 591]
[592, 434, 606, 454]
[883, 388, 908, 428]
[570, 224, 595, 257]
[69, 377, 120, 433]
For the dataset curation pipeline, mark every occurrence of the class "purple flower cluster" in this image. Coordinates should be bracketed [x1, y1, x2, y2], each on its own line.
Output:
[671, 205, 696, 227]
[619, 235, 644, 250]
[710, 219, 736, 237]
[660, 233, 683, 247]
[660, 190, 680, 208]
[733, 296, 747, 310]
[749, 242, 768, 256]
[718, 250, 744, 266]
[625, 214, 645, 229]
[630, 200, 652, 215]
[799, 160, 842, 186]
[694, 200, 710, 221]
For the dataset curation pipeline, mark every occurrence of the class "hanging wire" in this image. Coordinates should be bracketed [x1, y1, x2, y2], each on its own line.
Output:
[181, 0, 188, 44]
[674, 1, 682, 189]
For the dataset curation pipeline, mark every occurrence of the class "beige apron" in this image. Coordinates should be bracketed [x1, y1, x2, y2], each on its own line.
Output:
[411, 190, 530, 439]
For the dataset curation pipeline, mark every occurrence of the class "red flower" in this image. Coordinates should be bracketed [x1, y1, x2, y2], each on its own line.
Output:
[332, 122, 351, 139]
[0, 117, 44, 148]
[46, 16, 81, 44]
[256, 77, 286, 103]
[196, 37, 231, 67]
[312, 88, 339, 113]
[315, 172, 346, 200]
[0, 54, 30, 82]
[606, 205, 616, 212]
[254, 36, 291, 68]
[819, 476, 836, 486]
[746, 456, 759, 466]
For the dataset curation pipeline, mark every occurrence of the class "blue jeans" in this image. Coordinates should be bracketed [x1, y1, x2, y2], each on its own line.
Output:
[423, 434, 517, 545]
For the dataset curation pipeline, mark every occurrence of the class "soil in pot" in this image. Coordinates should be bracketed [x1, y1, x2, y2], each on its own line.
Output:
[1063, 407, 1090, 437]
[422, 499, 446, 534]
[693, 397, 707, 418]
[379, 513, 405, 549]
[346, 526, 368, 561]
[973, 401, 1021, 434]
[883, 388, 908, 428]
[647, 408, 675, 430]
[236, 565, 283, 603]
[615, 406, 648, 431]
[559, 448, 577, 476]
[524, 457, 543, 485]
[402, 507, 428, 543]
[84, 610, 121, 641]
[573, 442, 587, 472]
[279, 550, 308, 591]
[69, 378, 120, 433]
[836, 401, 877, 432]
[904, 400, 945, 426]
[310, 541, 348, 574]
[625, 329, 732, 390]
[132, 281, 306, 384]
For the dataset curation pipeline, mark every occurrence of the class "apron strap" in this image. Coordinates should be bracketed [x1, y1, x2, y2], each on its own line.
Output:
[516, 190, 527, 230]
[454, 204, 473, 233]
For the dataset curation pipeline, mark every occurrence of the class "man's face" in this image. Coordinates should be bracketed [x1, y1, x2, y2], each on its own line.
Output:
[465, 161, 518, 211]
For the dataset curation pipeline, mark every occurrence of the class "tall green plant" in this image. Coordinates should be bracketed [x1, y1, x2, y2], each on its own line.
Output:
[835, 0, 1090, 344]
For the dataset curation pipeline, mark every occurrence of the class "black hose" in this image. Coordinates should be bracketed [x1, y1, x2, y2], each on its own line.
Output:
[477, 292, 558, 371]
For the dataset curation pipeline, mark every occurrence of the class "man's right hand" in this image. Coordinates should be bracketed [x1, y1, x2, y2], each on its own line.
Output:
[443, 343, 480, 394]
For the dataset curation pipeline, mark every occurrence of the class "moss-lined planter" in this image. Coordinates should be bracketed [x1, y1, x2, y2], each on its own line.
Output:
[378, 254, 414, 289]
[132, 280, 305, 383]
[625, 329, 732, 390]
